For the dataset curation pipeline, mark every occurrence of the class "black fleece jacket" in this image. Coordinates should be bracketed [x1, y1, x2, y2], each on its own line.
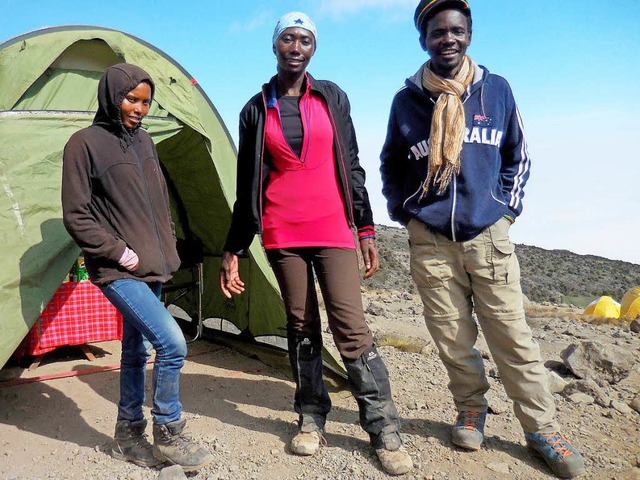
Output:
[224, 74, 374, 255]
[62, 63, 180, 284]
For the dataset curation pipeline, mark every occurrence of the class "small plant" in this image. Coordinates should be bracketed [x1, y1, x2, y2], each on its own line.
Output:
[375, 333, 427, 353]
[525, 304, 582, 321]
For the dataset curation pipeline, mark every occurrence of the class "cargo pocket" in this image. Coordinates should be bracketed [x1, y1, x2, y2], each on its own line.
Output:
[408, 219, 446, 288]
[489, 218, 519, 285]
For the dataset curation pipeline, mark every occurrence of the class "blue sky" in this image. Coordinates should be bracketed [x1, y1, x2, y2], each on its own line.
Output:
[2, 0, 639, 264]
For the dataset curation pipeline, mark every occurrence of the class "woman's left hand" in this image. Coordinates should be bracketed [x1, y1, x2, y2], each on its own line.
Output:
[220, 251, 245, 298]
[359, 237, 379, 279]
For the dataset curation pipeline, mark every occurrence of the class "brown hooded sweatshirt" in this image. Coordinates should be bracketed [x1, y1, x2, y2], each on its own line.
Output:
[62, 63, 180, 284]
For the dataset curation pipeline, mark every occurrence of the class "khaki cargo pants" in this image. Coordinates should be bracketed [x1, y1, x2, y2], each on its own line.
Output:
[408, 217, 559, 433]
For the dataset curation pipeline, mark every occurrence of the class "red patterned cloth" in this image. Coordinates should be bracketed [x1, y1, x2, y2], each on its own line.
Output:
[15, 282, 123, 357]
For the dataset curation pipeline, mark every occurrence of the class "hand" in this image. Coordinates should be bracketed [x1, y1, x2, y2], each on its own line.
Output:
[220, 251, 245, 298]
[119, 247, 140, 272]
[359, 238, 379, 279]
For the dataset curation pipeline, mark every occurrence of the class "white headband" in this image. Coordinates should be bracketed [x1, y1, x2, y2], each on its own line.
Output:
[272, 12, 317, 47]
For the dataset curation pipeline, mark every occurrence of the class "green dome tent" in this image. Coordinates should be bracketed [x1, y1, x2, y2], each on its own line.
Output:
[0, 26, 298, 370]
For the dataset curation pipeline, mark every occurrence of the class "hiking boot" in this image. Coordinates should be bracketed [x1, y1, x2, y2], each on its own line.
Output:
[152, 419, 214, 472]
[451, 411, 486, 450]
[374, 432, 413, 475]
[290, 429, 325, 456]
[525, 431, 585, 478]
[112, 419, 162, 467]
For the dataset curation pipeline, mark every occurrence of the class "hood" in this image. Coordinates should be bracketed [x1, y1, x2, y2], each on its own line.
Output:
[405, 61, 486, 99]
[93, 63, 155, 135]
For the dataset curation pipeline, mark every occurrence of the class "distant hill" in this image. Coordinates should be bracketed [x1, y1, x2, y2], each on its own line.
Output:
[370, 224, 640, 305]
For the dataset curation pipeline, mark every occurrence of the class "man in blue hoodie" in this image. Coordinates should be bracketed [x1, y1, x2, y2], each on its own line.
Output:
[380, 1, 585, 478]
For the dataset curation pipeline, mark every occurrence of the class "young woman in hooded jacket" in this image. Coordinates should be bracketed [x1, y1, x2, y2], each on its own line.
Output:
[62, 63, 212, 472]
[219, 13, 412, 476]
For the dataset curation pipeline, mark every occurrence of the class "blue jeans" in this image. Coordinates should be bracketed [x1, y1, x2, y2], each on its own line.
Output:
[100, 279, 187, 425]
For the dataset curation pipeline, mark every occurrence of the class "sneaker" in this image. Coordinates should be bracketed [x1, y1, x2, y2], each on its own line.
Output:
[525, 431, 585, 478]
[451, 411, 486, 450]
[290, 430, 325, 456]
[375, 446, 413, 475]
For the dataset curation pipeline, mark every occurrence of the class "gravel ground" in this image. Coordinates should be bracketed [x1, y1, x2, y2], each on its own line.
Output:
[1, 291, 639, 480]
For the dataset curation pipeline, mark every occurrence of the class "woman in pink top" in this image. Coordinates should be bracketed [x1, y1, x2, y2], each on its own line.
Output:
[220, 12, 412, 475]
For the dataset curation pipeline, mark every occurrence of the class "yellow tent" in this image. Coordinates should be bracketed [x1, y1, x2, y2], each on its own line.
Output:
[583, 296, 621, 319]
[620, 287, 640, 322]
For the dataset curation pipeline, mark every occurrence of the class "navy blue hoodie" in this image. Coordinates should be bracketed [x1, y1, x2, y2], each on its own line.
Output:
[380, 63, 530, 242]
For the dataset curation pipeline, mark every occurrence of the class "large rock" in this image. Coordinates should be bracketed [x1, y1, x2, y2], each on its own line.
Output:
[560, 341, 636, 384]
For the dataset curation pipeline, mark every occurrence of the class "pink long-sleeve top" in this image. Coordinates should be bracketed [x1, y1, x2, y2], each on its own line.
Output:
[261, 88, 355, 250]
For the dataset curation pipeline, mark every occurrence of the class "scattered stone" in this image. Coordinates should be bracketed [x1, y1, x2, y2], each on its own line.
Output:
[420, 343, 436, 356]
[564, 378, 611, 407]
[486, 462, 511, 474]
[611, 400, 633, 415]
[158, 465, 187, 480]
[618, 366, 640, 394]
[568, 392, 594, 405]
[631, 395, 640, 414]
[487, 401, 509, 415]
[548, 371, 570, 394]
[630, 319, 640, 334]
[562, 327, 582, 338]
[365, 301, 386, 316]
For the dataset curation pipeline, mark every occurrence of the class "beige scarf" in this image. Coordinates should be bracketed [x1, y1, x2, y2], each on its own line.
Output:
[419, 55, 474, 199]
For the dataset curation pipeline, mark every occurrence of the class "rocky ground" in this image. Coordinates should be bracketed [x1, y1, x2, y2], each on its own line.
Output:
[1, 289, 639, 480]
